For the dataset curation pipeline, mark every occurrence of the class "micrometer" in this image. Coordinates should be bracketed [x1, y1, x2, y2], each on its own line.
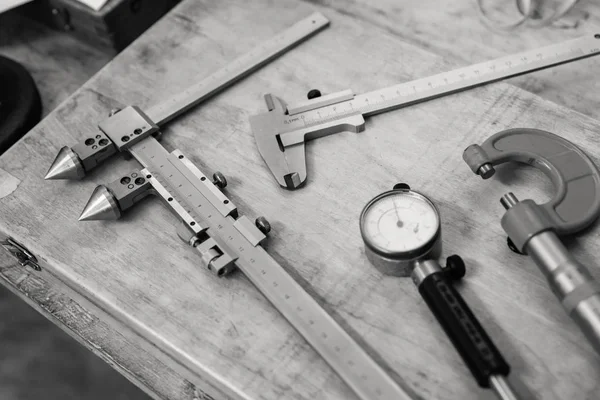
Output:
[463, 128, 600, 356]
[44, 14, 416, 400]
[250, 34, 600, 189]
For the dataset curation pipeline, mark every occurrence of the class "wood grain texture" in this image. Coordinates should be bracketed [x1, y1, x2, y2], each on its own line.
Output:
[0, 256, 187, 400]
[2, 0, 600, 399]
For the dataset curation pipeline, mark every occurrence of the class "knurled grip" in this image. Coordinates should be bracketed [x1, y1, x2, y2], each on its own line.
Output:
[463, 128, 600, 235]
[526, 231, 600, 354]
[418, 272, 510, 387]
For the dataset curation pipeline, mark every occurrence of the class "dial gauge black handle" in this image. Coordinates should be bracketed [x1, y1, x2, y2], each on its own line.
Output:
[417, 257, 510, 388]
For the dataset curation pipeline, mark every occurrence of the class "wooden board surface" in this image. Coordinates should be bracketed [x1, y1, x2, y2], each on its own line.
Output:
[1, 0, 600, 399]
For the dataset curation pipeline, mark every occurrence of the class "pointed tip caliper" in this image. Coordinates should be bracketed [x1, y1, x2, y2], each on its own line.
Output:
[250, 90, 365, 189]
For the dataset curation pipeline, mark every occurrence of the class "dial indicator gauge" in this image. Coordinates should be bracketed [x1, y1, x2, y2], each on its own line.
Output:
[360, 189, 440, 258]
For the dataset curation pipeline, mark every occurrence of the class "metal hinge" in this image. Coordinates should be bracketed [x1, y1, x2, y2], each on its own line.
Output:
[1, 238, 41, 271]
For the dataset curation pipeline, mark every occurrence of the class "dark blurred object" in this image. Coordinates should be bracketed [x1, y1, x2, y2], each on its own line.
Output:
[19, 0, 181, 52]
[0, 284, 151, 400]
[0, 55, 41, 155]
[477, 0, 584, 32]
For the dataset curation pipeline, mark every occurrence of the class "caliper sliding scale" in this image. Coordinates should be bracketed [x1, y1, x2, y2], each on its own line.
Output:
[250, 34, 600, 189]
[44, 13, 415, 400]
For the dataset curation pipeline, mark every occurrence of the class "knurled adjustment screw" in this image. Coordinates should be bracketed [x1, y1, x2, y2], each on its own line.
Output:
[307, 89, 321, 99]
[212, 172, 227, 189]
[255, 217, 271, 235]
[109, 108, 122, 117]
[444, 255, 466, 281]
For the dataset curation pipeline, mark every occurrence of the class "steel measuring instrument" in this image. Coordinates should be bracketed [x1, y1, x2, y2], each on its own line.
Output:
[44, 13, 417, 400]
[360, 183, 520, 400]
[464, 128, 600, 356]
[250, 34, 600, 189]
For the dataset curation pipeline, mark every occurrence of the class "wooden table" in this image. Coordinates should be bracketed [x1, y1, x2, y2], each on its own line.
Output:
[1, 1, 600, 399]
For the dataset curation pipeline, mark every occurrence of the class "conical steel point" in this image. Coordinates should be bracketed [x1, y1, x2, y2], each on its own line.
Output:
[79, 186, 121, 221]
[45, 146, 85, 180]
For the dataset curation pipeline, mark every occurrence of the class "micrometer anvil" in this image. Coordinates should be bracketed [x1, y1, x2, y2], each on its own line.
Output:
[464, 128, 600, 356]
[250, 34, 600, 189]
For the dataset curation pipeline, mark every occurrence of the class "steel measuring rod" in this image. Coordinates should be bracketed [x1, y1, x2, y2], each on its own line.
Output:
[251, 34, 600, 189]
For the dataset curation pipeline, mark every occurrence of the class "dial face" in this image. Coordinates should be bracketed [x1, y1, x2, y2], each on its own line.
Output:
[361, 191, 440, 255]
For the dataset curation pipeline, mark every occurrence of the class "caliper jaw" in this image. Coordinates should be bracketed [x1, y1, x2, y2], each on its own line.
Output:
[45, 135, 117, 180]
[98, 106, 159, 150]
[78, 170, 153, 221]
[249, 94, 306, 189]
[45, 106, 158, 180]
[250, 92, 365, 190]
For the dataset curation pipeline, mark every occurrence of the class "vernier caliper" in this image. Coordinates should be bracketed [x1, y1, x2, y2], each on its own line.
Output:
[464, 128, 600, 356]
[250, 34, 600, 189]
[44, 14, 416, 400]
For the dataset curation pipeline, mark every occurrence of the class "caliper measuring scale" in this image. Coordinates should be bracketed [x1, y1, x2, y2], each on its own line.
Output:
[360, 184, 520, 400]
[251, 33, 600, 189]
[45, 13, 415, 400]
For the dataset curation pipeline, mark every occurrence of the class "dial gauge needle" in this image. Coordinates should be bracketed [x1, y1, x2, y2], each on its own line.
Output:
[393, 199, 403, 228]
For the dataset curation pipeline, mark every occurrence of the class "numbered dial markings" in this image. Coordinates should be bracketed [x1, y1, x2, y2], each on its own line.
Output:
[361, 191, 439, 254]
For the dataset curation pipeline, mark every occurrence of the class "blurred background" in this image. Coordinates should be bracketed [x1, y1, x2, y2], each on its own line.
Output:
[0, 1, 166, 398]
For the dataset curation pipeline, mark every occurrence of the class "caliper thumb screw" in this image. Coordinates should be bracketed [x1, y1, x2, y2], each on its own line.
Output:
[393, 183, 411, 190]
[255, 217, 271, 235]
[307, 89, 321, 99]
[444, 255, 466, 281]
[212, 172, 227, 189]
